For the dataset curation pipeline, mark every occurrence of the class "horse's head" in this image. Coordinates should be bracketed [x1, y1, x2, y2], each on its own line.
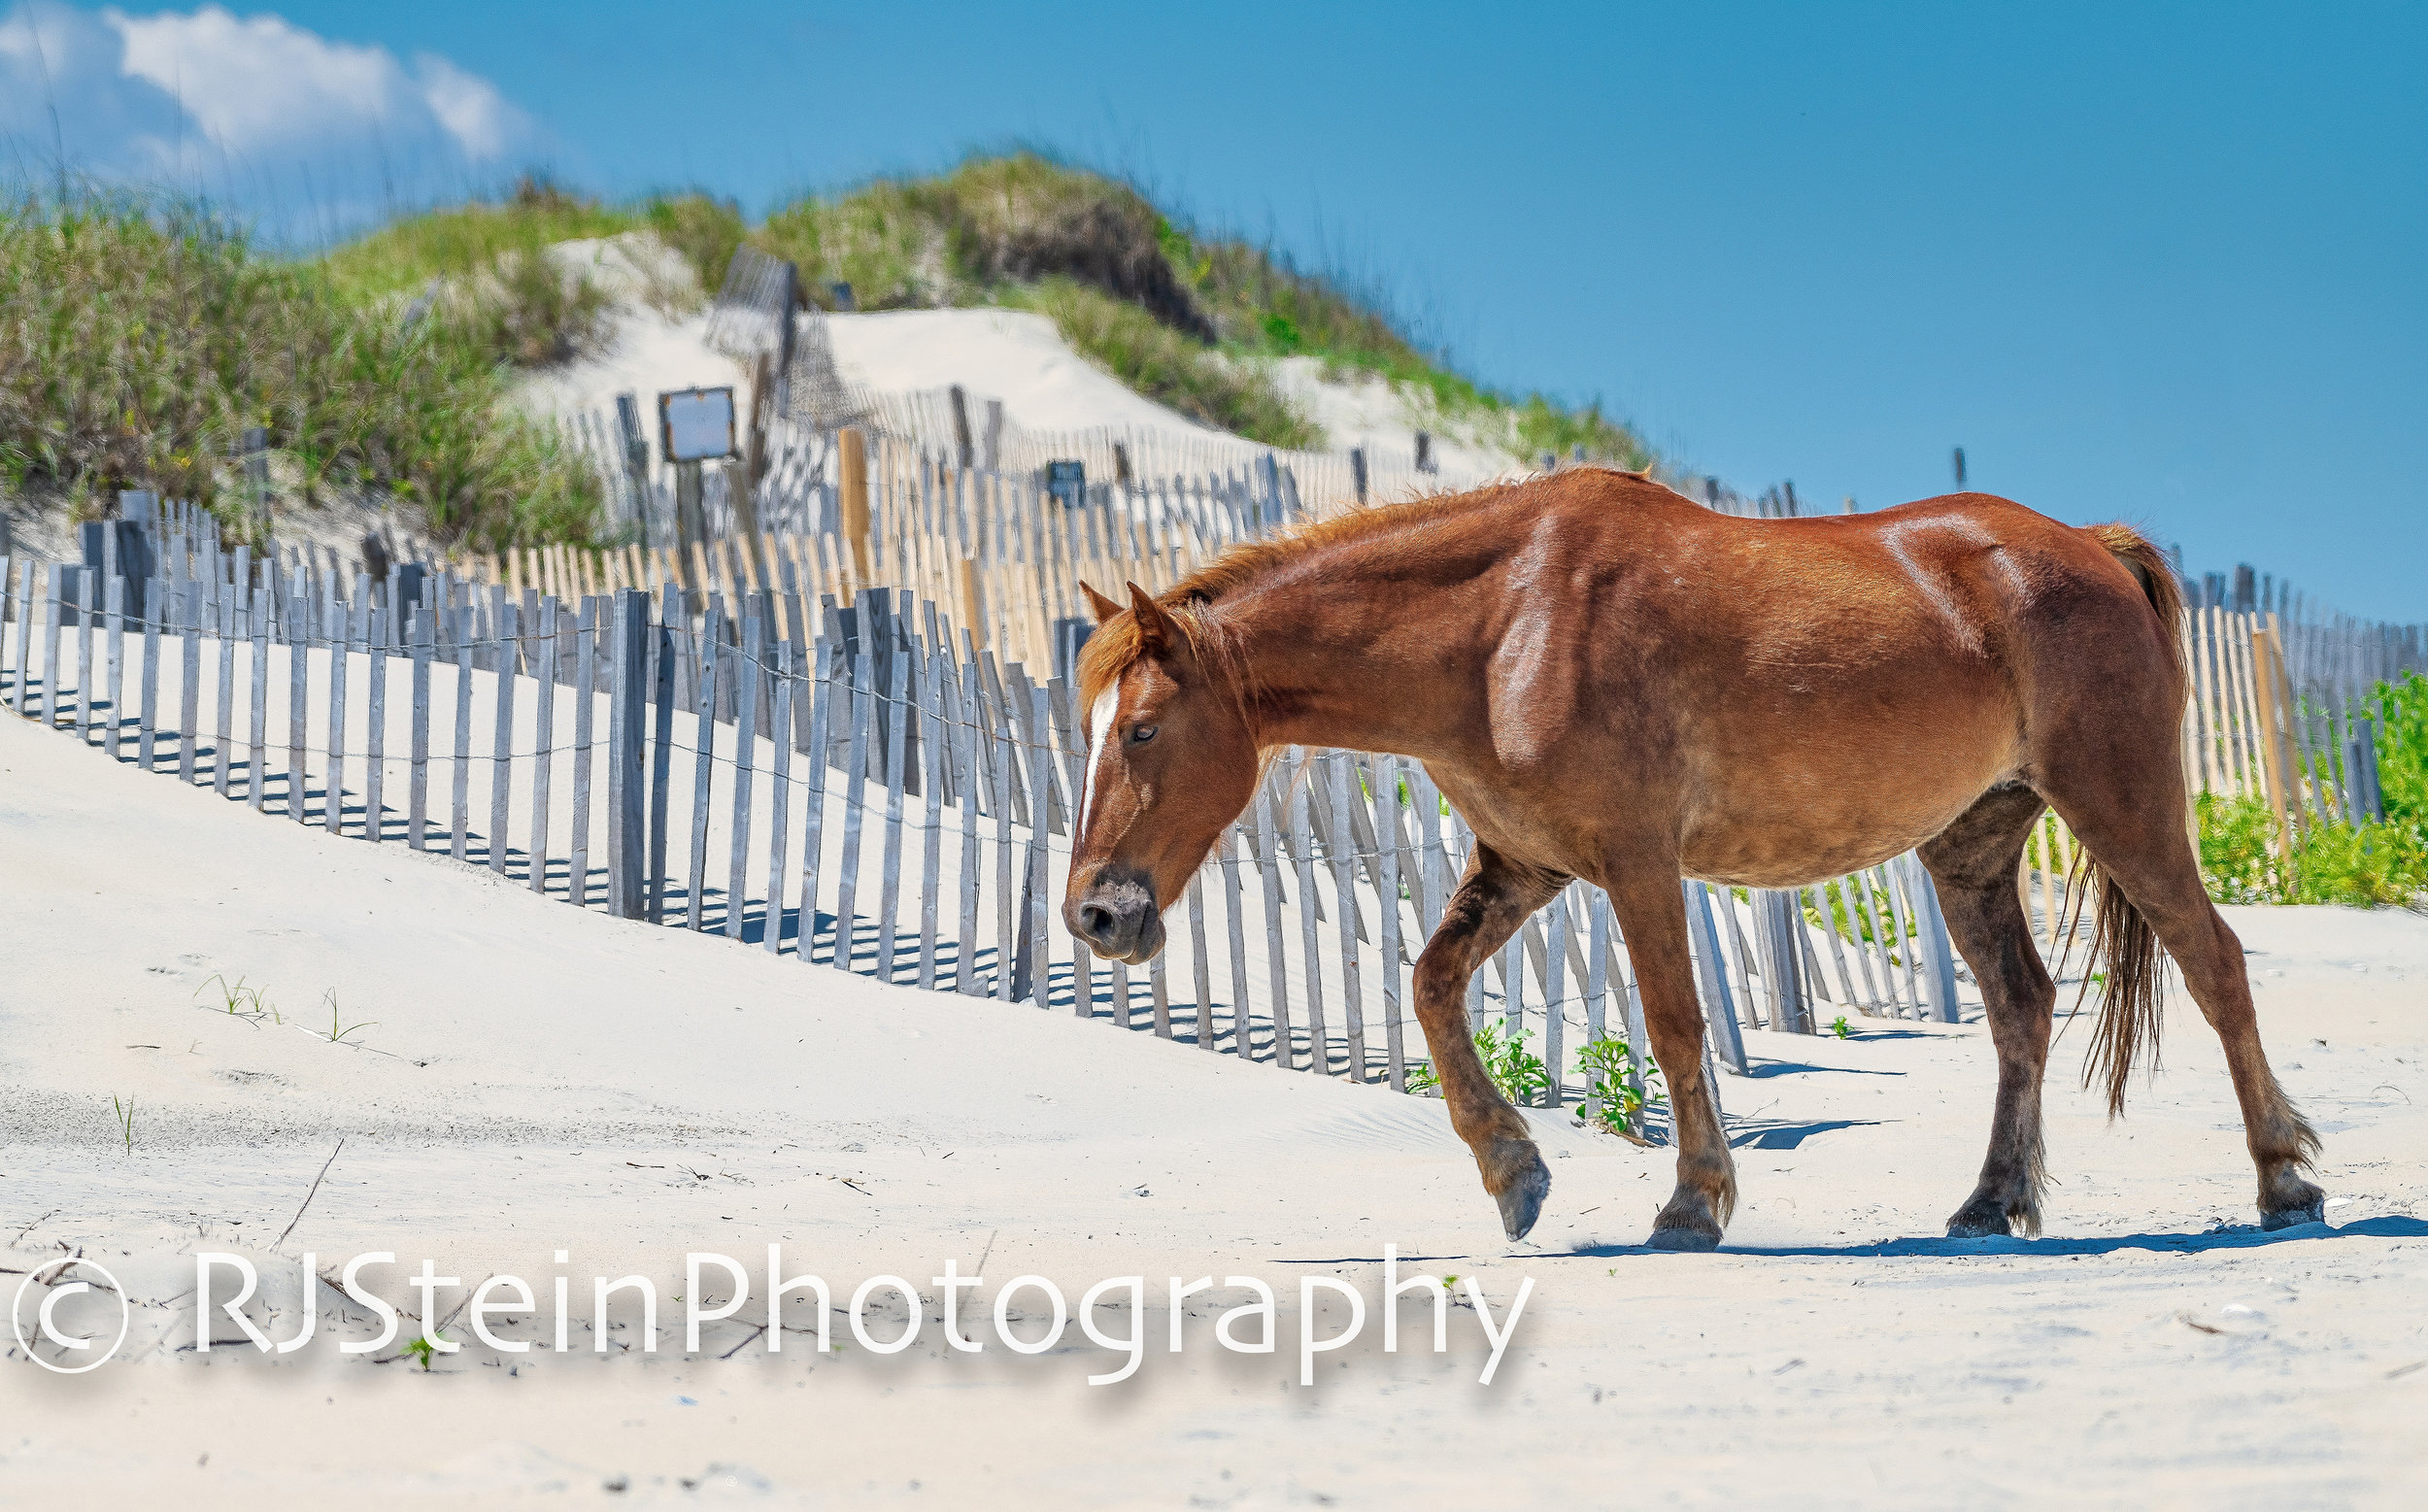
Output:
[1062, 582, 1259, 963]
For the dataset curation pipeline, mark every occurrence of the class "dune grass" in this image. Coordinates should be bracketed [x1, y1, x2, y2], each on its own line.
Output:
[1, 190, 600, 548]
[2198, 793, 2428, 907]
[2371, 671, 2428, 834]
[317, 177, 645, 304]
[1010, 279, 1323, 449]
[318, 177, 744, 317]
[752, 151, 1646, 463]
[2197, 674, 2428, 908]
[9, 152, 1651, 550]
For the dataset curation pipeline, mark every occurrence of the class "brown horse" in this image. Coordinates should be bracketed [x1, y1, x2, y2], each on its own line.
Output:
[1064, 470, 2322, 1250]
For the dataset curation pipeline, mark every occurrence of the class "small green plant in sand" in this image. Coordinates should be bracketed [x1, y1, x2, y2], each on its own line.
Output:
[1407, 1022, 1550, 1106]
[1831, 1016, 1853, 1039]
[111, 1093, 136, 1155]
[318, 990, 378, 1045]
[198, 973, 278, 1024]
[1572, 1035, 1665, 1136]
[403, 1330, 449, 1370]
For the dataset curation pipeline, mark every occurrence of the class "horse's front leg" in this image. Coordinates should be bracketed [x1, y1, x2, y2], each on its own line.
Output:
[1602, 869, 1737, 1251]
[1410, 844, 1566, 1240]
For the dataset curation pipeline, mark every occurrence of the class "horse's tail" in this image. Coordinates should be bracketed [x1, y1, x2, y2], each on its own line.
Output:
[2087, 522, 2186, 680]
[2071, 522, 2184, 1117]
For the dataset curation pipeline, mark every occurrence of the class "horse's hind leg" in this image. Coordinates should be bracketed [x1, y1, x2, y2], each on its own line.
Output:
[1920, 785, 2059, 1237]
[2037, 756, 2325, 1229]
[1411, 843, 1565, 1240]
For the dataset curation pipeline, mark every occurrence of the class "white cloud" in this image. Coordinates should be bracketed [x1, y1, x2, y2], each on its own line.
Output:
[110, 5, 403, 153]
[411, 50, 517, 160]
[0, 2, 530, 203]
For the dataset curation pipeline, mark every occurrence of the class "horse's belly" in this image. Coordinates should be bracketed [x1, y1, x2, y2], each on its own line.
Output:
[1676, 708, 2023, 887]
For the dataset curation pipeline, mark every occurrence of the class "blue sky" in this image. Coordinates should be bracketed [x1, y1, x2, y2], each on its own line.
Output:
[6, 2, 2422, 620]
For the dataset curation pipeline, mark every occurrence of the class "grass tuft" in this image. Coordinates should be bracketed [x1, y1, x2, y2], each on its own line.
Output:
[1010, 279, 1322, 450]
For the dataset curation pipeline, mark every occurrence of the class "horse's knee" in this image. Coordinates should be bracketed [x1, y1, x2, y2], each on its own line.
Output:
[1411, 948, 1469, 1005]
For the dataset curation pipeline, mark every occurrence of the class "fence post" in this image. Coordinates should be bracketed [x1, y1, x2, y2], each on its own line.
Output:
[2250, 623, 2293, 839]
[607, 588, 649, 919]
[840, 426, 871, 588]
[1686, 880, 1749, 1073]
[1756, 890, 1812, 1033]
[1899, 853, 1962, 1024]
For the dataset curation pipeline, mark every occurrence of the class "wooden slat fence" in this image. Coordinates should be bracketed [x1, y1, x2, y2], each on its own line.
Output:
[1, 512, 1995, 1138]
[8, 488, 2419, 1138]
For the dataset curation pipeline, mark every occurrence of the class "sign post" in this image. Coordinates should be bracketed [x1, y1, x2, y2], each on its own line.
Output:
[658, 386, 736, 591]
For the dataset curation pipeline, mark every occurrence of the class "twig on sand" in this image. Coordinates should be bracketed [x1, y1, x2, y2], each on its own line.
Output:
[2176, 1312, 2226, 1336]
[14, 1210, 59, 1245]
[976, 1228, 997, 1272]
[274, 1138, 346, 1252]
[433, 1277, 487, 1337]
[719, 1323, 770, 1360]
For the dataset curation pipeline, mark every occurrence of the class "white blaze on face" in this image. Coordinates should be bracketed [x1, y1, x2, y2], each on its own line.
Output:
[1079, 684, 1123, 836]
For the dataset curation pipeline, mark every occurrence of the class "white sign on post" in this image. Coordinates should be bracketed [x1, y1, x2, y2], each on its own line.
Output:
[658, 387, 737, 463]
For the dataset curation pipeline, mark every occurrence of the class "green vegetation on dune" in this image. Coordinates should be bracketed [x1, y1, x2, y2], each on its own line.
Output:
[316, 179, 644, 304]
[1, 190, 601, 548]
[6, 153, 1652, 549]
[317, 174, 743, 312]
[2196, 672, 2428, 909]
[2372, 670, 2428, 833]
[754, 151, 1650, 463]
[1008, 279, 1322, 450]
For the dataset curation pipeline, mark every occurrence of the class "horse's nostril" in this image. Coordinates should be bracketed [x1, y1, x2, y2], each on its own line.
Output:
[1077, 903, 1116, 941]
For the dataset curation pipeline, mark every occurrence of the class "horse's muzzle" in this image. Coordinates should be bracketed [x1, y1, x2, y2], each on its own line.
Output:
[1066, 868, 1164, 964]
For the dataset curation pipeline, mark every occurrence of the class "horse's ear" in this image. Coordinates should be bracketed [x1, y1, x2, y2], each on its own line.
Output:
[1082, 582, 1123, 625]
[1127, 582, 1172, 655]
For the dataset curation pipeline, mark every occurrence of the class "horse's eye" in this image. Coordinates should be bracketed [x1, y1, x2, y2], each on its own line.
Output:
[1130, 724, 1158, 744]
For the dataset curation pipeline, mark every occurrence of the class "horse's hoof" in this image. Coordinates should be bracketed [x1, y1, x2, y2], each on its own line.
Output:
[1645, 1225, 1720, 1253]
[2261, 1185, 2326, 1230]
[1945, 1200, 2013, 1239]
[1493, 1150, 1551, 1241]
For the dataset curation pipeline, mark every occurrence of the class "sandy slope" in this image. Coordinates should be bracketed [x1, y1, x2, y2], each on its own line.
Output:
[514, 237, 1517, 485]
[4, 708, 2427, 1508]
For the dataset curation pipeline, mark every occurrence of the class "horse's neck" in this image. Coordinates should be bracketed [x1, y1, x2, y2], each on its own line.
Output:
[1221, 554, 1478, 759]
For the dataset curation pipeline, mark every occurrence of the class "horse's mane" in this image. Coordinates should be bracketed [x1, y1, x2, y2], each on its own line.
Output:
[1076, 481, 1539, 709]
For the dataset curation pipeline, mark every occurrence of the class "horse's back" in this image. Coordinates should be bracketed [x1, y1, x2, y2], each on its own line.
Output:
[1505, 476, 2169, 884]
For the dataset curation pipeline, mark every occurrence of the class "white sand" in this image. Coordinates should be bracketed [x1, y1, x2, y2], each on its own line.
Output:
[513, 238, 1517, 487]
[5, 707, 2427, 1507]
[516, 236, 748, 432]
[825, 308, 1226, 437]
[1265, 354, 1519, 484]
